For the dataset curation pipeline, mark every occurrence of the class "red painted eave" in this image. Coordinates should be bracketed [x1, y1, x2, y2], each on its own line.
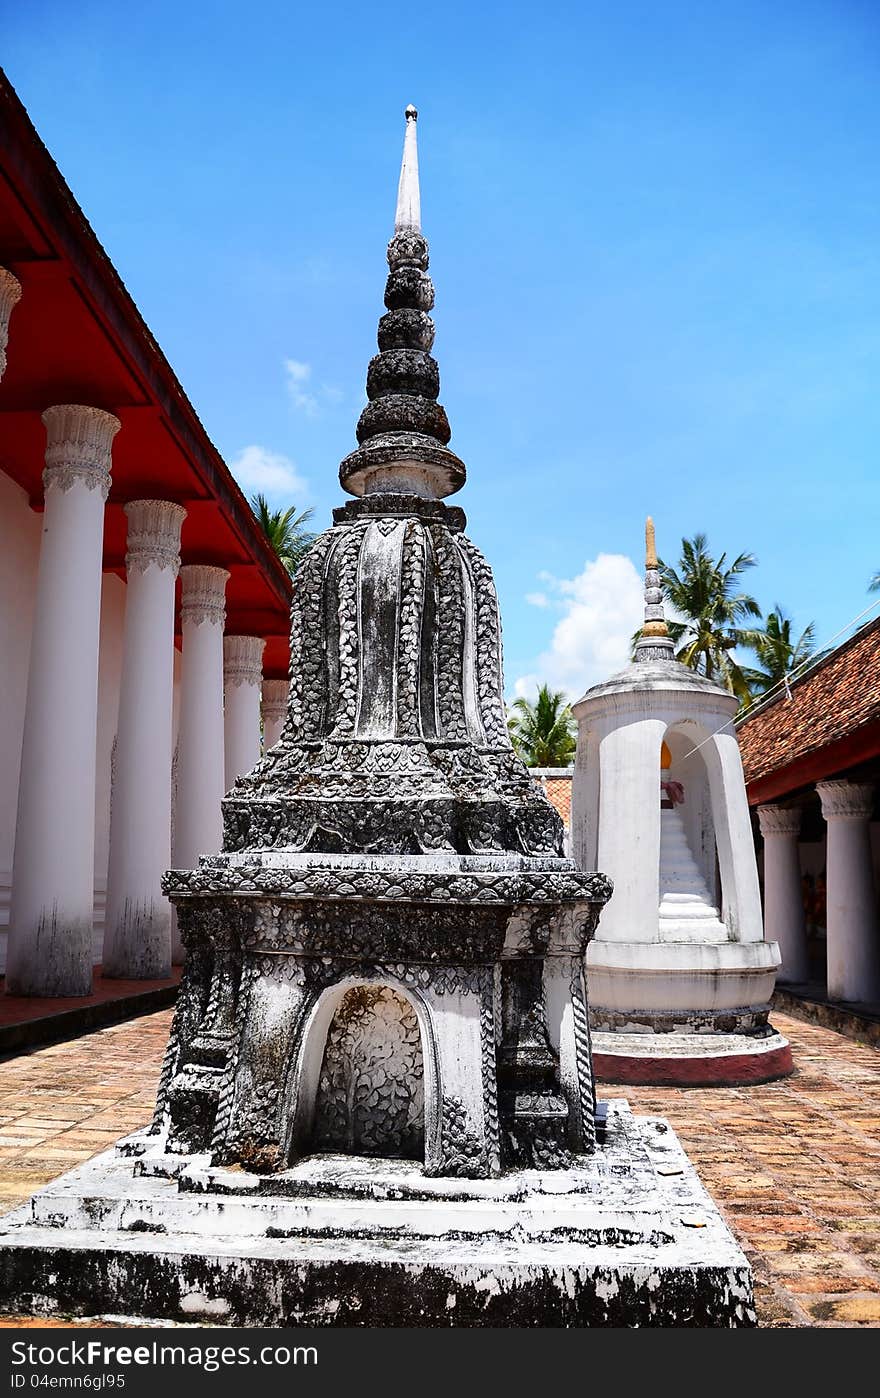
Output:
[0, 69, 293, 678]
[744, 719, 880, 807]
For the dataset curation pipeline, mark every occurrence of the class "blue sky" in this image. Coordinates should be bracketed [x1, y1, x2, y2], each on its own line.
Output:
[6, 1, 880, 698]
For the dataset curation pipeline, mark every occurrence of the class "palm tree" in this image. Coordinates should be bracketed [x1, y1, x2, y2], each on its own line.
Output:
[508, 684, 576, 767]
[656, 533, 762, 702]
[740, 605, 817, 698]
[870, 570, 880, 593]
[251, 493, 316, 577]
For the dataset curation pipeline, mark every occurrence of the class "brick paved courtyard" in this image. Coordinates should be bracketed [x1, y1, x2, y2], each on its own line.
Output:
[0, 1008, 877, 1327]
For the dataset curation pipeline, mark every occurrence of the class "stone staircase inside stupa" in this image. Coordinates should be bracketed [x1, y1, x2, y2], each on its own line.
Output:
[658, 806, 728, 942]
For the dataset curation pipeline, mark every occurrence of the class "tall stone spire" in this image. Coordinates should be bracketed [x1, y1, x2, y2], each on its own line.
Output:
[395, 104, 421, 231]
[635, 516, 676, 663]
[339, 106, 466, 500]
[158, 103, 611, 1189]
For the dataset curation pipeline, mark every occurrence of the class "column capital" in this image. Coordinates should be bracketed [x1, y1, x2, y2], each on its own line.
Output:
[758, 804, 802, 839]
[261, 678, 289, 724]
[41, 404, 121, 500]
[0, 267, 22, 380]
[124, 499, 187, 576]
[224, 634, 265, 689]
[817, 779, 875, 822]
[179, 564, 229, 628]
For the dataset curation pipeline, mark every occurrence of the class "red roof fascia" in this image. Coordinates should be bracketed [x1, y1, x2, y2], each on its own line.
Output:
[0, 68, 293, 617]
[745, 718, 880, 806]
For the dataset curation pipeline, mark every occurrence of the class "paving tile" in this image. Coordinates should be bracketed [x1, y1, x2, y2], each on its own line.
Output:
[0, 1006, 876, 1326]
[806, 1294, 880, 1323]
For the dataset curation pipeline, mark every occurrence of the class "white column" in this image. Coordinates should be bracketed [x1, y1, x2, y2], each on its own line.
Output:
[594, 716, 667, 940]
[758, 804, 809, 983]
[171, 565, 229, 963]
[6, 405, 120, 995]
[103, 500, 186, 980]
[817, 780, 880, 1003]
[261, 678, 289, 751]
[704, 729, 765, 942]
[0, 268, 22, 381]
[224, 636, 265, 789]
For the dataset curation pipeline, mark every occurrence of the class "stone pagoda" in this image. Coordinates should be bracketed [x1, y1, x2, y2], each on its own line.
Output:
[157, 103, 607, 1179]
[0, 112, 754, 1327]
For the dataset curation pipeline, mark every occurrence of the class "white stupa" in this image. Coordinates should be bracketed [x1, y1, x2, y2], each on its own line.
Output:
[571, 520, 790, 1084]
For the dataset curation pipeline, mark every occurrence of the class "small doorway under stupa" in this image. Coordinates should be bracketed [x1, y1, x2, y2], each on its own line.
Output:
[311, 985, 425, 1159]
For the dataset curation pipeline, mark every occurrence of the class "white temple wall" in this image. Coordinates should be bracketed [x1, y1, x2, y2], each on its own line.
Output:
[0, 472, 41, 971]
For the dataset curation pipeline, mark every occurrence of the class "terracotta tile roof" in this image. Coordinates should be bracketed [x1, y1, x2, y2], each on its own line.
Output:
[535, 773, 572, 826]
[737, 615, 880, 787]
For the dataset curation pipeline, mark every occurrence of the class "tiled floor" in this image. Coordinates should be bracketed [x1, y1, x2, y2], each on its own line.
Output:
[0, 1008, 877, 1327]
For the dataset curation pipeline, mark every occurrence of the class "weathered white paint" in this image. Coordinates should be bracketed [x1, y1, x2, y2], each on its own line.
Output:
[223, 635, 264, 790]
[0, 1103, 756, 1327]
[6, 405, 120, 995]
[92, 574, 126, 965]
[0, 471, 41, 970]
[587, 939, 781, 1013]
[171, 565, 228, 963]
[817, 780, 880, 1003]
[757, 804, 809, 983]
[103, 501, 186, 979]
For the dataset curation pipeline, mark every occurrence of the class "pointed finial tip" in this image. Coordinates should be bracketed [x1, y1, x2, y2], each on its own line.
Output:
[645, 515, 658, 569]
[405, 104, 418, 120]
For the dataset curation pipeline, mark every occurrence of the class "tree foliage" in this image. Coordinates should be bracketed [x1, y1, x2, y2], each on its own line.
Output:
[652, 533, 762, 702]
[740, 605, 816, 697]
[508, 684, 576, 767]
[250, 492, 316, 577]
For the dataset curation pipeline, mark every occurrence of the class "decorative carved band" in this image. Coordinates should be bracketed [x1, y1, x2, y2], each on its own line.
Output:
[261, 679, 289, 724]
[0, 267, 22, 380]
[817, 780, 875, 823]
[41, 404, 121, 501]
[224, 635, 266, 689]
[124, 499, 187, 576]
[757, 804, 802, 839]
[179, 564, 229, 629]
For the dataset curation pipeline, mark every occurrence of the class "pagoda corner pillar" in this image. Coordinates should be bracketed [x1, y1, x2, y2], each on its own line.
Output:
[6, 404, 121, 996]
[224, 636, 265, 789]
[817, 780, 880, 1004]
[0, 267, 22, 381]
[103, 500, 187, 980]
[261, 678, 289, 751]
[757, 804, 809, 984]
[171, 565, 229, 963]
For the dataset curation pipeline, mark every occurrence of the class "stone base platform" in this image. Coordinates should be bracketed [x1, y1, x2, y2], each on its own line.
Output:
[592, 1031, 793, 1087]
[0, 1102, 754, 1327]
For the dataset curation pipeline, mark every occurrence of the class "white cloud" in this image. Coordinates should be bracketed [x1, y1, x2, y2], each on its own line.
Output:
[525, 591, 550, 609]
[228, 444, 309, 501]
[284, 358, 343, 415]
[284, 358, 319, 416]
[513, 673, 541, 699]
[514, 553, 644, 702]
